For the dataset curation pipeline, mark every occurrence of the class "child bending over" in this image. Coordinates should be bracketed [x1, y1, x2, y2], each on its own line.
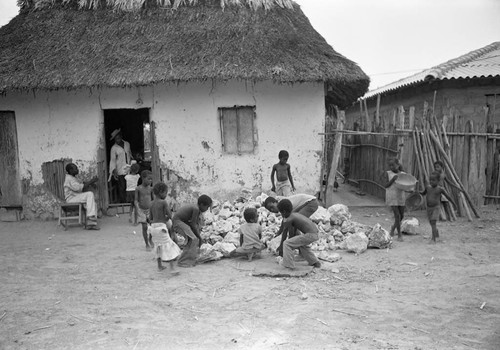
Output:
[172, 194, 213, 267]
[271, 150, 295, 196]
[276, 199, 321, 270]
[230, 208, 265, 261]
[135, 170, 154, 249]
[420, 172, 456, 243]
[148, 182, 180, 273]
[383, 158, 406, 241]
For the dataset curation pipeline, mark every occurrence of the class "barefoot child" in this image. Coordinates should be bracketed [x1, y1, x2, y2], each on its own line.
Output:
[271, 150, 295, 196]
[230, 207, 265, 261]
[148, 182, 181, 273]
[383, 158, 406, 241]
[135, 170, 154, 249]
[420, 172, 456, 243]
[125, 163, 141, 225]
[172, 195, 212, 267]
[276, 199, 321, 269]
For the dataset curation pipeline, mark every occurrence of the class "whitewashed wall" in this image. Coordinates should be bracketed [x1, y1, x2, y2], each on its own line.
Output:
[0, 79, 325, 200]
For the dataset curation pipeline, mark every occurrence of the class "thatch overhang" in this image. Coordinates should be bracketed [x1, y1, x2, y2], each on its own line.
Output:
[0, 0, 369, 108]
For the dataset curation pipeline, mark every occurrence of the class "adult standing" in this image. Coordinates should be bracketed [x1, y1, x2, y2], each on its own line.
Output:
[109, 129, 133, 203]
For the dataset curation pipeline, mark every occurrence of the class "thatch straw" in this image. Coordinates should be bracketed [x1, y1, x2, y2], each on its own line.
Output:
[18, 0, 295, 11]
[2, 1, 369, 107]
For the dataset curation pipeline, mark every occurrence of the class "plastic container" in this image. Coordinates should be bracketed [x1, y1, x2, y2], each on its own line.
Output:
[394, 173, 417, 191]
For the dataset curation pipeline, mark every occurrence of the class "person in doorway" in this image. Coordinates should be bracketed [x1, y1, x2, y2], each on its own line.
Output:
[270, 150, 295, 196]
[172, 195, 212, 267]
[109, 129, 133, 203]
[63, 163, 100, 230]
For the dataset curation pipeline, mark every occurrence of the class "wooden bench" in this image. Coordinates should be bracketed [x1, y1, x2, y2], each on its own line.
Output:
[59, 202, 87, 230]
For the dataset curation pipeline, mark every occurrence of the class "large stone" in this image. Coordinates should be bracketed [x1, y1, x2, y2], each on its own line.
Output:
[212, 242, 236, 257]
[310, 206, 331, 224]
[216, 220, 233, 234]
[345, 232, 368, 254]
[368, 223, 392, 249]
[222, 231, 240, 246]
[218, 208, 232, 220]
[267, 234, 282, 254]
[317, 251, 342, 262]
[401, 217, 419, 235]
[328, 204, 351, 225]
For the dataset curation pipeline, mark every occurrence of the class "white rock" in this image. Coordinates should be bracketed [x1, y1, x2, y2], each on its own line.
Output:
[345, 231, 368, 254]
[368, 223, 392, 248]
[328, 204, 352, 225]
[202, 211, 216, 225]
[317, 251, 342, 262]
[217, 220, 233, 234]
[213, 242, 236, 257]
[222, 231, 240, 246]
[268, 234, 282, 254]
[218, 208, 232, 220]
[401, 217, 419, 235]
[309, 206, 330, 224]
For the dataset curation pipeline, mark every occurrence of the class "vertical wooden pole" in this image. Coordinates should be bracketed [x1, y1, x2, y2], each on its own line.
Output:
[363, 99, 371, 132]
[375, 95, 381, 131]
[326, 110, 345, 207]
[397, 106, 405, 163]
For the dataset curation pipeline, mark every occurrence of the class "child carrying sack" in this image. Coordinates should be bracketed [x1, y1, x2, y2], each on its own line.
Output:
[148, 222, 181, 261]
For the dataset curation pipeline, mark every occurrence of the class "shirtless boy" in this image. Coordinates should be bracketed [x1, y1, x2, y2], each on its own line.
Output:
[271, 150, 295, 196]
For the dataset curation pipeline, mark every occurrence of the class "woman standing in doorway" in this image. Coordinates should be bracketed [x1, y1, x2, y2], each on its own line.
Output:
[109, 129, 133, 203]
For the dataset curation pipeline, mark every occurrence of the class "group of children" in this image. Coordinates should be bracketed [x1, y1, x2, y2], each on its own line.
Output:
[384, 158, 456, 243]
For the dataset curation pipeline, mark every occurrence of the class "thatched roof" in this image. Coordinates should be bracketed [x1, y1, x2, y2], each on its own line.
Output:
[0, 0, 369, 107]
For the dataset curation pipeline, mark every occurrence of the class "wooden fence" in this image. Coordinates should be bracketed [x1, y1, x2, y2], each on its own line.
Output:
[325, 102, 500, 218]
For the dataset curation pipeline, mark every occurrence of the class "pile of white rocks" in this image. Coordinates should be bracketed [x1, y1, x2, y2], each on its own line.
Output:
[195, 195, 393, 262]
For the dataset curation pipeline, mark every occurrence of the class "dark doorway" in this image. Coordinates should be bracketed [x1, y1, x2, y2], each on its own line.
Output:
[104, 108, 151, 204]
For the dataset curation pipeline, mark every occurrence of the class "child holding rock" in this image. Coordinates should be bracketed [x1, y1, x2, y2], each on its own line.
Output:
[135, 170, 154, 249]
[229, 207, 265, 261]
[270, 150, 295, 196]
[172, 194, 212, 267]
[148, 182, 180, 273]
[383, 158, 406, 241]
[420, 171, 456, 243]
[276, 199, 321, 269]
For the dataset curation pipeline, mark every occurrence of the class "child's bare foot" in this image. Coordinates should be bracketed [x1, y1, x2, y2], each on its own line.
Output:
[247, 253, 254, 262]
[170, 270, 180, 276]
[158, 265, 166, 271]
[312, 262, 321, 268]
[146, 245, 152, 251]
[428, 239, 436, 244]
[397, 236, 404, 242]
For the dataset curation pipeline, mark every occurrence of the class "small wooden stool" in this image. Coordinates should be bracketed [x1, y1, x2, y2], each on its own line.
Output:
[59, 202, 87, 230]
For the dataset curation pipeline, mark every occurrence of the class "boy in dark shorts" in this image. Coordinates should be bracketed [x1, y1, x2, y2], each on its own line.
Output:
[172, 194, 212, 267]
[420, 172, 456, 243]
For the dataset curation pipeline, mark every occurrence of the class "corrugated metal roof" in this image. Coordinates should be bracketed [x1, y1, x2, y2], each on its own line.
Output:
[364, 41, 500, 99]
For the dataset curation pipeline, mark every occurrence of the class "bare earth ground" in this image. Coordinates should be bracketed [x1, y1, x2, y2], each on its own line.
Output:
[1, 202, 499, 349]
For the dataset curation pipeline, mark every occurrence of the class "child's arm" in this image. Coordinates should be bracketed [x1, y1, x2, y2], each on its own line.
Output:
[134, 187, 140, 211]
[419, 186, 427, 196]
[287, 164, 295, 191]
[270, 164, 277, 192]
[383, 171, 398, 188]
[165, 202, 173, 221]
[189, 207, 202, 246]
[258, 225, 263, 240]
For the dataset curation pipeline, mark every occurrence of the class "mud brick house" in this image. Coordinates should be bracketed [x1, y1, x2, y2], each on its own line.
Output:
[0, 0, 368, 219]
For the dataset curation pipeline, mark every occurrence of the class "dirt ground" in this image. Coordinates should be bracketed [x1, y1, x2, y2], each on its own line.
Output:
[1, 201, 499, 350]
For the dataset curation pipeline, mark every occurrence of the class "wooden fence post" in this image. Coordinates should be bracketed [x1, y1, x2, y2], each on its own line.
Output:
[326, 110, 345, 207]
